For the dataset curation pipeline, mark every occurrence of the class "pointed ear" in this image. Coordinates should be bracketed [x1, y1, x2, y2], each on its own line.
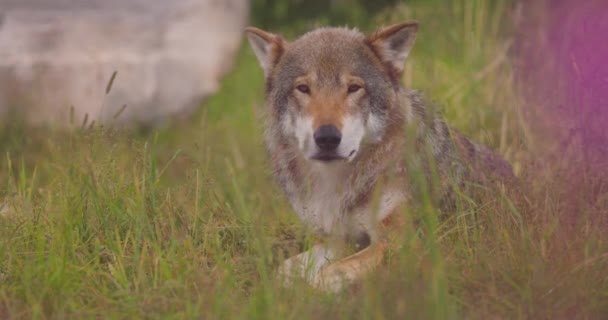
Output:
[365, 21, 419, 76]
[245, 27, 285, 78]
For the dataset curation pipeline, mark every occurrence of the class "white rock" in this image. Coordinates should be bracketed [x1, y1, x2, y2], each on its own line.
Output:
[0, 0, 249, 126]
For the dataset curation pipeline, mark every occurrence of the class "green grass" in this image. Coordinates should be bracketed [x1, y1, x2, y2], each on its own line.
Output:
[1, 1, 607, 319]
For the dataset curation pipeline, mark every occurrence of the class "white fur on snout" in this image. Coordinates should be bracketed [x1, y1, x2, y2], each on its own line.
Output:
[339, 115, 366, 161]
[288, 116, 314, 154]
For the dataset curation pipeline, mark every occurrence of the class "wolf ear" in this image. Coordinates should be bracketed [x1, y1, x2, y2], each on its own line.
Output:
[245, 27, 285, 78]
[366, 21, 419, 76]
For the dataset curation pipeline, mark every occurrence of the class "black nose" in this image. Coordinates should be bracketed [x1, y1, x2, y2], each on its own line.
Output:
[314, 125, 342, 151]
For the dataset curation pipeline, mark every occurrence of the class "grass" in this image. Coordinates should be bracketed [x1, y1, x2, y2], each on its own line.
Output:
[1, 0, 607, 319]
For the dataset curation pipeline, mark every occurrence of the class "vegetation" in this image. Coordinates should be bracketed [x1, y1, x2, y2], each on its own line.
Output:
[0, 1, 606, 318]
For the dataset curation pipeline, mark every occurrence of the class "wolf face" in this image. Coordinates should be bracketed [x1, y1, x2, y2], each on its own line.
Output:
[246, 23, 418, 163]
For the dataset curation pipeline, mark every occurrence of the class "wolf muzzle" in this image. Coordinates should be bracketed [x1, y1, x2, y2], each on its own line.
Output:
[311, 125, 345, 162]
[314, 125, 342, 151]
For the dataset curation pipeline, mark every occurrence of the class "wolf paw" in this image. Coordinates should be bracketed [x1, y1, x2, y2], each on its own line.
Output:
[313, 265, 351, 292]
[276, 245, 335, 288]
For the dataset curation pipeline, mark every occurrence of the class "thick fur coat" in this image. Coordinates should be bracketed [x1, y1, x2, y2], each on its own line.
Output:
[246, 21, 514, 291]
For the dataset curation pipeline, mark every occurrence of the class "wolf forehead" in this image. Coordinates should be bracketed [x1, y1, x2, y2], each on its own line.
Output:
[277, 28, 387, 81]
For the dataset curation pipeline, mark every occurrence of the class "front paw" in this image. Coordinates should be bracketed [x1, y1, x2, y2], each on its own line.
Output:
[276, 245, 335, 287]
[312, 243, 386, 292]
[276, 255, 306, 287]
[277, 245, 334, 286]
[311, 266, 349, 293]
[313, 263, 352, 292]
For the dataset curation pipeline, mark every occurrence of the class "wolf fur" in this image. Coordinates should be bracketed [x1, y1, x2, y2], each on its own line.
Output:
[245, 21, 514, 292]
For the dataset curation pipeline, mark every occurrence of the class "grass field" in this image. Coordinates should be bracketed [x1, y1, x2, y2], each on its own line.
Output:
[1, 1, 607, 319]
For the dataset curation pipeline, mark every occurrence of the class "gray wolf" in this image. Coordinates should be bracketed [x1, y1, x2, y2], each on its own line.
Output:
[245, 21, 514, 292]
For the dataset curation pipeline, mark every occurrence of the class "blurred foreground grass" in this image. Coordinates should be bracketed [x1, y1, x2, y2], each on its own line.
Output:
[1, 1, 607, 319]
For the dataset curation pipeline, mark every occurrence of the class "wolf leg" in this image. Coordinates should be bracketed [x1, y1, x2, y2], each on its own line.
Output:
[277, 244, 336, 287]
[312, 208, 407, 292]
[313, 241, 388, 292]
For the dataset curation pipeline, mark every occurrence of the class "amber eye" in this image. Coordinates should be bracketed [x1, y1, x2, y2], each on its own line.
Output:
[296, 85, 311, 94]
[347, 84, 362, 94]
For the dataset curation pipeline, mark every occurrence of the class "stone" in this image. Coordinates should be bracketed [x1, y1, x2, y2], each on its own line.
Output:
[0, 0, 249, 126]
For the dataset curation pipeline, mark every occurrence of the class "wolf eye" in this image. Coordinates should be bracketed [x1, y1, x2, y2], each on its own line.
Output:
[347, 84, 362, 94]
[296, 85, 311, 94]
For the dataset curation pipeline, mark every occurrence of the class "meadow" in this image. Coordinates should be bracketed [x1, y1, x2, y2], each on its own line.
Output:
[1, 1, 606, 319]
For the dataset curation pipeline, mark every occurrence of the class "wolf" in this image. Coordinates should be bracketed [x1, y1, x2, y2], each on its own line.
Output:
[245, 21, 514, 292]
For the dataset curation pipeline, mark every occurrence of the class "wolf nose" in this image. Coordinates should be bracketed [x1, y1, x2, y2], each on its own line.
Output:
[314, 125, 342, 151]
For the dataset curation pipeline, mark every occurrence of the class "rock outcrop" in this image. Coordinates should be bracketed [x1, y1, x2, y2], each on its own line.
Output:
[0, 0, 249, 126]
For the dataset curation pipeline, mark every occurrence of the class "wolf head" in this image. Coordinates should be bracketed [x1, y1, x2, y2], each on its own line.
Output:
[246, 22, 418, 163]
